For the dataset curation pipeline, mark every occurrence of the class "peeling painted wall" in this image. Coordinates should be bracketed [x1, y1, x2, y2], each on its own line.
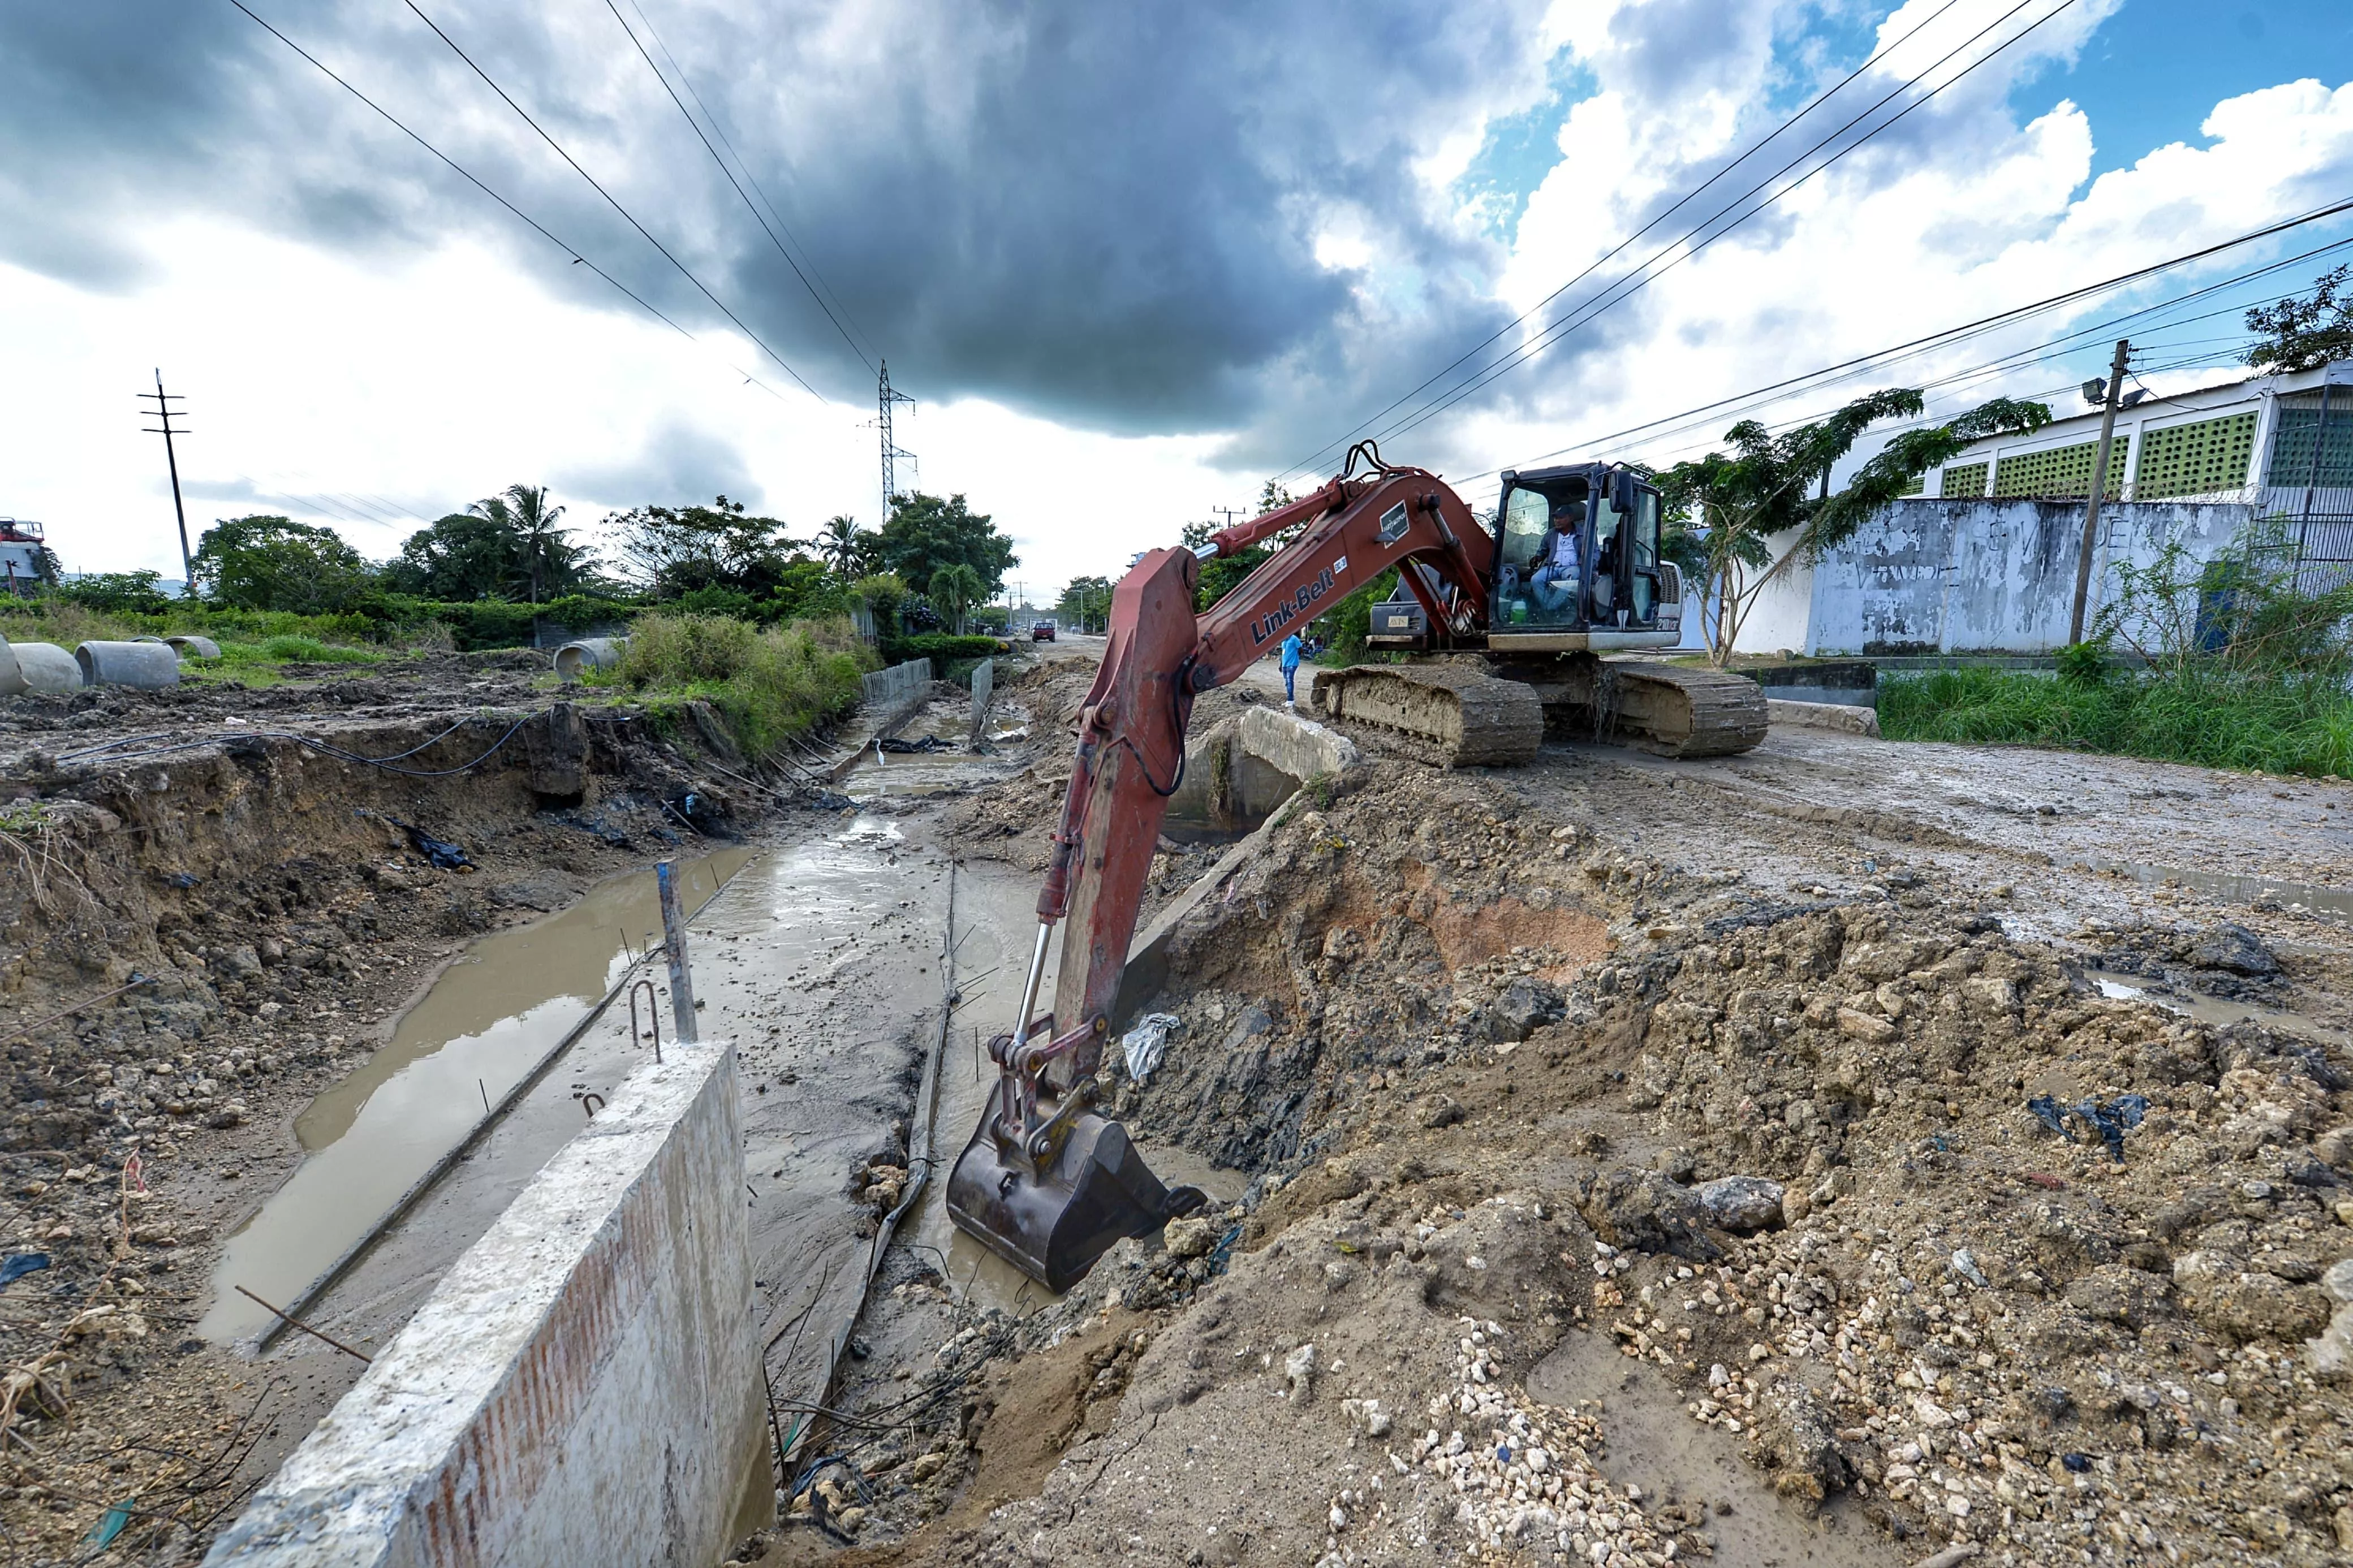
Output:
[1805, 499, 2255, 655]
[206, 1039, 768, 1568]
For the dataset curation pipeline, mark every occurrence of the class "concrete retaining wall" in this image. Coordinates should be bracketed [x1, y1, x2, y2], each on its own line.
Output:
[860, 657, 934, 736]
[1806, 498, 2254, 654]
[206, 1039, 768, 1568]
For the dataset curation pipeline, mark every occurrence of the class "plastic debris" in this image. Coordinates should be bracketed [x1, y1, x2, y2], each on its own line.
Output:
[1950, 1247, 1990, 1288]
[87, 1498, 135, 1549]
[1122, 1012, 1180, 1083]
[389, 818, 475, 871]
[2027, 1093, 2150, 1161]
[878, 735, 950, 753]
[0, 1253, 49, 1288]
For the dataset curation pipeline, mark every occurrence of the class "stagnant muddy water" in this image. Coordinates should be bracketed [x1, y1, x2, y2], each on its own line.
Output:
[200, 848, 757, 1342]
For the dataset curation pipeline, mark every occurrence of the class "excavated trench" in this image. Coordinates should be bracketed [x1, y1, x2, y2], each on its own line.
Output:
[18, 655, 2353, 1567]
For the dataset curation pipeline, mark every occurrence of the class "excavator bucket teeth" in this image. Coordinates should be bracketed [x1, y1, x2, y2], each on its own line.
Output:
[946, 1105, 1205, 1293]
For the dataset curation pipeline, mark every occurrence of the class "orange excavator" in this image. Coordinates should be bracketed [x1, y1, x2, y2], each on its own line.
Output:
[946, 443, 1764, 1290]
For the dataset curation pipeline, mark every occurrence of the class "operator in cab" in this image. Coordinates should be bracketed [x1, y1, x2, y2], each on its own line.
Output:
[1528, 498, 1585, 619]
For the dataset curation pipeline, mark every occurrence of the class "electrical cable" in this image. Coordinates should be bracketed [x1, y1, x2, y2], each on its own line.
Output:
[1281, 0, 2070, 481]
[1363, 0, 2085, 457]
[622, 0, 876, 367]
[1442, 202, 2353, 489]
[49, 714, 538, 779]
[1278, 0, 1973, 482]
[397, 0, 828, 401]
[225, 0, 794, 405]
[602, 0, 876, 373]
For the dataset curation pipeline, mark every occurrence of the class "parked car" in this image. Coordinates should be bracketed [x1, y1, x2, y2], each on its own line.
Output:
[1031, 621, 1057, 641]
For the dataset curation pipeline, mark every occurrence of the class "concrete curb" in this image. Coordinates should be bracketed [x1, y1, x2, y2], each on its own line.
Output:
[205, 1039, 769, 1567]
[1766, 698, 1881, 738]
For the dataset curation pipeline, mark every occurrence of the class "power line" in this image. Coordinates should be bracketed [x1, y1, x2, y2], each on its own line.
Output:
[1279, 0, 1973, 483]
[226, 0, 794, 405]
[618, 0, 878, 366]
[600, 0, 875, 373]
[399, 0, 828, 400]
[1450, 198, 2353, 486]
[1359, 0, 2083, 461]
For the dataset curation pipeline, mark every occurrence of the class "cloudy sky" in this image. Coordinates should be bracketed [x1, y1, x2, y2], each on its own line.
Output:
[3, 0, 2350, 600]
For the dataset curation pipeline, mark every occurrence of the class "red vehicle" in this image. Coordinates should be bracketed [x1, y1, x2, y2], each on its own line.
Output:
[1030, 621, 1057, 641]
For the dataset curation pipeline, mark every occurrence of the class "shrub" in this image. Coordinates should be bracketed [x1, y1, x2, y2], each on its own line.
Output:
[607, 612, 873, 758]
[881, 632, 1005, 665]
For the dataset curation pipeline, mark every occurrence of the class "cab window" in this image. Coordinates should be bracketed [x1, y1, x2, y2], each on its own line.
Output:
[1498, 485, 1552, 573]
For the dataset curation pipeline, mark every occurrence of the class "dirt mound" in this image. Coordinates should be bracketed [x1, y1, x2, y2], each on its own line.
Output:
[843, 754, 2353, 1566]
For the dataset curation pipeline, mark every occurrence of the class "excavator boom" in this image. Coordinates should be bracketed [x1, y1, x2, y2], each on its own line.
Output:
[947, 453, 1494, 1290]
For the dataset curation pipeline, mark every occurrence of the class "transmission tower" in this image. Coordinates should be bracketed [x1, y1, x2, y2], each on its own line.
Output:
[877, 360, 916, 522]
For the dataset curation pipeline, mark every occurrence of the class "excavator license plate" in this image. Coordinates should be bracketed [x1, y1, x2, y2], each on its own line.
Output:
[946, 1103, 1205, 1293]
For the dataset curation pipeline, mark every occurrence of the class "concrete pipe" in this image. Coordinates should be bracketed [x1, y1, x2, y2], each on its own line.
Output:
[163, 634, 222, 659]
[554, 637, 628, 683]
[76, 640, 181, 691]
[0, 635, 20, 698]
[8, 641, 83, 696]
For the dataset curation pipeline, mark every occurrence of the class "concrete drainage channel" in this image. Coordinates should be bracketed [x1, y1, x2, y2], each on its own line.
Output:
[193, 692, 1348, 1565]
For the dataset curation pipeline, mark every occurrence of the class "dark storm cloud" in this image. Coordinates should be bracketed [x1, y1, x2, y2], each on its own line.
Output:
[554, 420, 764, 513]
[0, 0, 1548, 443]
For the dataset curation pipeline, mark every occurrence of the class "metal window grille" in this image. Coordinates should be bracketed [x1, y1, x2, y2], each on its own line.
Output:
[2133, 412, 2257, 500]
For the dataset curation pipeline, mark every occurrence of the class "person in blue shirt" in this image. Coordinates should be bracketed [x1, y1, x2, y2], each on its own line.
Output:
[1529, 499, 1585, 619]
[1280, 630, 1304, 706]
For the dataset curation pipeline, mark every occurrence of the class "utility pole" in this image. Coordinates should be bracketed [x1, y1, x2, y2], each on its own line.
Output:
[2069, 338, 2130, 645]
[877, 360, 915, 525]
[1212, 505, 1247, 530]
[138, 370, 195, 593]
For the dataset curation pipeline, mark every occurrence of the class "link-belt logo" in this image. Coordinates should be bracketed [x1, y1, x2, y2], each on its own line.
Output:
[1251, 563, 1339, 644]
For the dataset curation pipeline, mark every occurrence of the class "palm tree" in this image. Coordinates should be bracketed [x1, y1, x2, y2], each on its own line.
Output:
[929, 562, 987, 634]
[815, 515, 863, 578]
[471, 484, 573, 603]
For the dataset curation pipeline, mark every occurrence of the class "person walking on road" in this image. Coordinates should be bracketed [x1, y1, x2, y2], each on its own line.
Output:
[1280, 630, 1304, 708]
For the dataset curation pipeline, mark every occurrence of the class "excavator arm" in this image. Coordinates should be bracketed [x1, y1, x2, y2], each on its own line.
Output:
[947, 449, 1486, 1290]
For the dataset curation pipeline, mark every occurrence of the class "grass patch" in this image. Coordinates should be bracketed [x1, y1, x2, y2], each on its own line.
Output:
[218, 635, 385, 666]
[1880, 667, 2353, 778]
[594, 612, 872, 759]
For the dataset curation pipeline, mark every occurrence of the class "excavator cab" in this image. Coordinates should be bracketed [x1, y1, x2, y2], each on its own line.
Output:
[1489, 463, 1668, 637]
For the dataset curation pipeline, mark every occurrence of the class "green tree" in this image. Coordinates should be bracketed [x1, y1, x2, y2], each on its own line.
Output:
[929, 562, 988, 634]
[189, 515, 373, 612]
[478, 483, 582, 604]
[1658, 391, 2049, 665]
[56, 570, 172, 615]
[876, 493, 1016, 599]
[1057, 574, 1113, 632]
[383, 511, 525, 600]
[608, 495, 805, 599]
[2247, 265, 2353, 374]
[813, 515, 869, 577]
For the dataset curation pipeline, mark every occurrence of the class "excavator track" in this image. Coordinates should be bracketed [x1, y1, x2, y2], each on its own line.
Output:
[1583, 660, 1769, 758]
[1312, 656, 1766, 767]
[1309, 663, 1544, 768]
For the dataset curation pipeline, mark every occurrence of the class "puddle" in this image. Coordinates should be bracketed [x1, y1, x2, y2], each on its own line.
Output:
[200, 847, 757, 1343]
[2078, 856, 2353, 923]
[2089, 969, 2350, 1048]
[840, 698, 1035, 801]
[1162, 749, 1299, 848]
[1527, 1337, 1900, 1568]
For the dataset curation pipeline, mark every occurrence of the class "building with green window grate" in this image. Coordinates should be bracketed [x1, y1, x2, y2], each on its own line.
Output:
[1922, 358, 2351, 507]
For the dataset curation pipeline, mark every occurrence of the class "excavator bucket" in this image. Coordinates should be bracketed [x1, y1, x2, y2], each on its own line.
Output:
[946, 1104, 1205, 1293]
